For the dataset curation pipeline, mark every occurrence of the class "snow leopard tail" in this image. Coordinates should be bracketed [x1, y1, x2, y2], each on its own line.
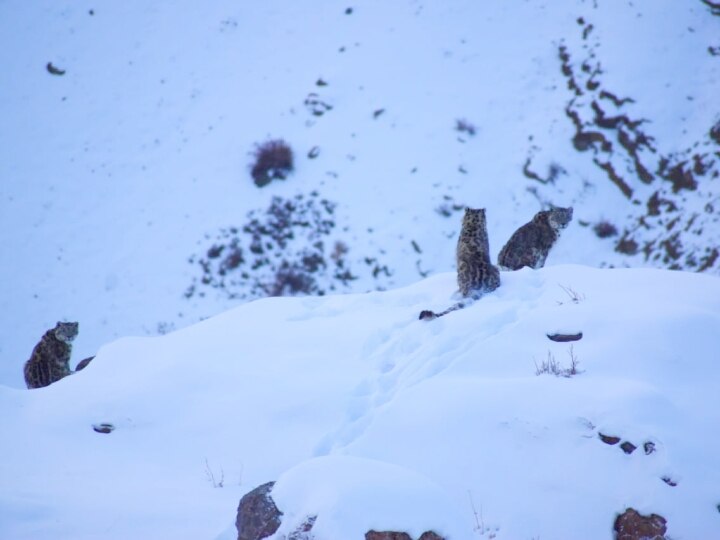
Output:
[418, 299, 472, 321]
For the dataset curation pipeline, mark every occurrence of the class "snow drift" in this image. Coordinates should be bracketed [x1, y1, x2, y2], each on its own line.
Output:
[2, 264, 719, 539]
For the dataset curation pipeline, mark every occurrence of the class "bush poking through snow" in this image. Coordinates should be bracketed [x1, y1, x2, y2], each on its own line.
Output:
[593, 220, 618, 238]
[250, 139, 294, 187]
[535, 346, 581, 377]
[557, 284, 585, 305]
[204, 458, 224, 488]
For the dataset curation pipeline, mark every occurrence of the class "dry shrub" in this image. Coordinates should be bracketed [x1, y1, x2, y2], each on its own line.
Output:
[251, 139, 294, 187]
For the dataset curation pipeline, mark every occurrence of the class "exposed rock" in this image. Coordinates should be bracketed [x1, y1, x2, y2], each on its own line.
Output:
[418, 532, 444, 540]
[546, 332, 583, 342]
[365, 531, 444, 540]
[661, 476, 678, 487]
[365, 532, 412, 540]
[236, 482, 282, 540]
[599, 433, 621, 445]
[46, 62, 66, 75]
[92, 423, 115, 434]
[643, 441, 656, 455]
[620, 441, 637, 454]
[613, 508, 666, 540]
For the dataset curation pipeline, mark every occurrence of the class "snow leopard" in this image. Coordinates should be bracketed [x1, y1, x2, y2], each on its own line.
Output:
[497, 206, 573, 271]
[23, 321, 78, 389]
[419, 208, 500, 321]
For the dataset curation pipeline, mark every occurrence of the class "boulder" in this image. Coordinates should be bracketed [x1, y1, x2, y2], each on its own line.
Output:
[614, 508, 666, 540]
[236, 482, 282, 540]
[365, 533, 412, 540]
[365, 531, 444, 540]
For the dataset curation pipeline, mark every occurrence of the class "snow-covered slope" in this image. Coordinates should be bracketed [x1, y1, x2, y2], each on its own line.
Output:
[2, 265, 719, 539]
[1, 0, 718, 387]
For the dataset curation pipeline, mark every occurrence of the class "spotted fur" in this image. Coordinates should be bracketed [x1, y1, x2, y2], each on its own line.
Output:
[23, 322, 78, 389]
[497, 207, 573, 271]
[456, 208, 501, 296]
[419, 208, 500, 320]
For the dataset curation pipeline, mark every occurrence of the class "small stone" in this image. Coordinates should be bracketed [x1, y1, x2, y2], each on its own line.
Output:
[661, 476, 678, 487]
[46, 62, 66, 76]
[620, 441, 637, 454]
[599, 433, 621, 445]
[546, 332, 583, 342]
[92, 423, 115, 434]
[643, 441, 656, 455]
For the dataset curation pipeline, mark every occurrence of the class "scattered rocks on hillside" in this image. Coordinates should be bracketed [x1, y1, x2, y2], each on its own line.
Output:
[186, 193, 381, 301]
[435, 195, 464, 218]
[186, 192, 395, 301]
[304, 92, 333, 117]
[236, 482, 282, 540]
[613, 508, 667, 540]
[546, 17, 720, 273]
[236, 481, 446, 540]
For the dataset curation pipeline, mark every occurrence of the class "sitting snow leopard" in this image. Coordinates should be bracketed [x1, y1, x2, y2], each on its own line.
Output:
[419, 208, 500, 321]
[497, 206, 573, 271]
[23, 321, 78, 389]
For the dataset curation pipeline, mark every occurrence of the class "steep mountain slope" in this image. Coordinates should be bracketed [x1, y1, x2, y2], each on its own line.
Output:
[1, 0, 718, 388]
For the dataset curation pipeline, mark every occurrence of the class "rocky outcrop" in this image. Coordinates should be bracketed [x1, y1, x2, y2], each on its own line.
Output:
[236, 481, 446, 540]
[614, 508, 667, 540]
[236, 482, 282, 540]
[365, 531, 443, 540]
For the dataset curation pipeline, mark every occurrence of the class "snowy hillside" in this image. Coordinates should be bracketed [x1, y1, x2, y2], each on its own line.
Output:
[1, 265, 720, 539]
[1, 0, 719, 387]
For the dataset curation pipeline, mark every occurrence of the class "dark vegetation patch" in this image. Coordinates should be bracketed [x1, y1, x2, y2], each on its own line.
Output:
[250, 139, 294, 188]
[593, 220, 618, 239]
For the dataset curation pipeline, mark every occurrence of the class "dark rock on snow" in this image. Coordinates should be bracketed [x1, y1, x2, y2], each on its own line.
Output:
[614, 508, 667, 540]
[236, 482, 282, 540]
